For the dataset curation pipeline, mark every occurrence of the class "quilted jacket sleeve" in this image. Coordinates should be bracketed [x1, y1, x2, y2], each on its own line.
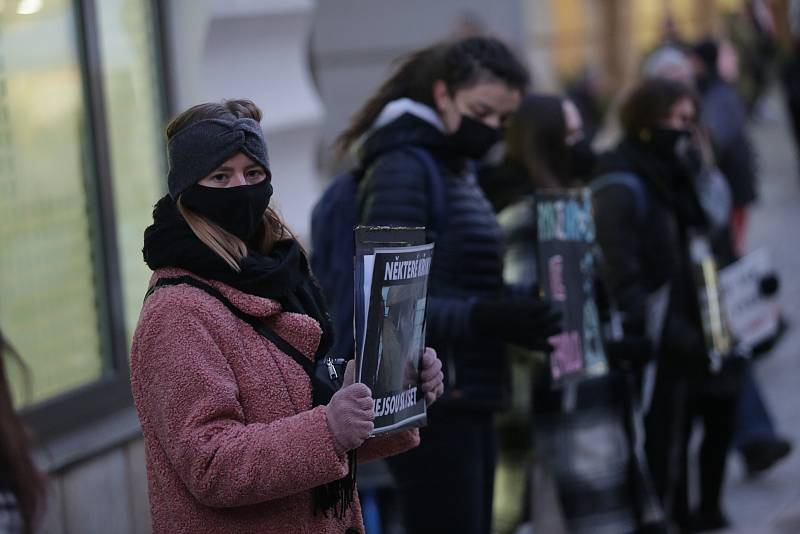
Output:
[357, 151, 473, 343]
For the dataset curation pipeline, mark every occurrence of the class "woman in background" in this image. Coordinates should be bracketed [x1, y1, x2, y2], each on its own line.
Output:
[593, 78, 742, 532]
[338, 36, 560, 534]
[480, 94, 664, 534]
[0, 330, 45, 534]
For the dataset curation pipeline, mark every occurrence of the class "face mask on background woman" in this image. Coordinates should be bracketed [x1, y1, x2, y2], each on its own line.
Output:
[433, 79, 520, 160]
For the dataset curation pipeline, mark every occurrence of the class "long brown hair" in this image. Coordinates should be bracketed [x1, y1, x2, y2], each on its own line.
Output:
[0, 330, 45, 534]
[335, 36, 529, 156]
[504, 94, 569, 189]
[166, 100, 294, 269]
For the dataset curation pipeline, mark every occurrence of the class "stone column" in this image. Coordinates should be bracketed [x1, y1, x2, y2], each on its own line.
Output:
[163, 0, 324, 242]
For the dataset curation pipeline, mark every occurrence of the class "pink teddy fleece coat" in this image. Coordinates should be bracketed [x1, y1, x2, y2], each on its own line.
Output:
[130, 268, 420, 533]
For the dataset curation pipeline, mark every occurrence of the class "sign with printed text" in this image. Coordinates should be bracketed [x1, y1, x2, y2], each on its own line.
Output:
[355, 226, 433, 435]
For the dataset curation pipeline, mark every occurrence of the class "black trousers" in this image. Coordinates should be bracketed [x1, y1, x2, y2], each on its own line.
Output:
[644, 366, 739, 532]
[385, 408, 497, 534]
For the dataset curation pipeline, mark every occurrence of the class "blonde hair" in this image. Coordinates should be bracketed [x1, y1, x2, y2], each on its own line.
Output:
[176, 197, 293, 271]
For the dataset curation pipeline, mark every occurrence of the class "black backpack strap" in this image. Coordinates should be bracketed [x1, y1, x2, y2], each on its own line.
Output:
[145, 276, 315, 377]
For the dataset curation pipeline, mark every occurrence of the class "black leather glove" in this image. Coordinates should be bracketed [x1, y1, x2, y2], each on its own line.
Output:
[470, 297, 562, 351]
[760, 273, 780, 297]
[605, 336, 652, 371]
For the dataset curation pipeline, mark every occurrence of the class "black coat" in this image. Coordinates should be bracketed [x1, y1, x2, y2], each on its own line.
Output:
[699, 76, 758, 207]
[781, 49, 800, 159]
[356, 112, 508, 412]
[592, 139, 708, 373]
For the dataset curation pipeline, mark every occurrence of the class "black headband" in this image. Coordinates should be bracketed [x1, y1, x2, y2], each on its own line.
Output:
[167, 117, 270, 199]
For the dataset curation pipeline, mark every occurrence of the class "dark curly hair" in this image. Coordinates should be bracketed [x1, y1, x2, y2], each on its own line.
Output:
[336, 36, 529, 154]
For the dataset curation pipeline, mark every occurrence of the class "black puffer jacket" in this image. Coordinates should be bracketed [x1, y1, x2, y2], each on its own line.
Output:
[592, 139, 708, 373]
[356, 111, 508, 412]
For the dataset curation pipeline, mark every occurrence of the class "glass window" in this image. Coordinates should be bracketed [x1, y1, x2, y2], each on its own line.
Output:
[95, 0, 166, 341]
[0, 1, 104, 405]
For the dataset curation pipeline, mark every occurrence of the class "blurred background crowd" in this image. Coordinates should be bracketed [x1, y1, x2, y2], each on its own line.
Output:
[1, 0, 800, 533]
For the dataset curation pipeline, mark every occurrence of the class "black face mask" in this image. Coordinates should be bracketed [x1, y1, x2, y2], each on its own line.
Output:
[566, 138, 596, 179]
[180, 179, 273, 241]
[448, 114, 502, 160]
[649, 127, 692, 161]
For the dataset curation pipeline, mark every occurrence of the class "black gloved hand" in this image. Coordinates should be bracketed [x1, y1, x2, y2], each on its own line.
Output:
[605, 336, 652, 371]
[470, 297, 562, 352]
[759, 273, 780, 297]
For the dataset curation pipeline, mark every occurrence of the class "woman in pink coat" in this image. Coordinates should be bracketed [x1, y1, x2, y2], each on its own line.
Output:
[130, 99, 444, 534]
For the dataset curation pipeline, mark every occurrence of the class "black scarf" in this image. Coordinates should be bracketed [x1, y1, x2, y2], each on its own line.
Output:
[143, 195, 334, 361]
[598, 138, 708, 229]
[142, 195, 355, 516]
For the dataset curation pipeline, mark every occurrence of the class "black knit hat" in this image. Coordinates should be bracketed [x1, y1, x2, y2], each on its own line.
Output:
[166, 117, 270, 199]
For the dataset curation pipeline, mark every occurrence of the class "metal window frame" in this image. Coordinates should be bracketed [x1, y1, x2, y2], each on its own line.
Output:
[21, 0, 168, 453]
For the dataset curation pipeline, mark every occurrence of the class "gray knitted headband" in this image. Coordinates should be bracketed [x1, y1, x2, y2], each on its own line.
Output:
[167, 117, 270, 199]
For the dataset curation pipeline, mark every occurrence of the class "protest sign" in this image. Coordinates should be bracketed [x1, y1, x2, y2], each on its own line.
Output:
[355, 227, 433, 434]
[535, 189, 608, 385]
[719, 248, 780, 351]
[688, 232, 733, 370]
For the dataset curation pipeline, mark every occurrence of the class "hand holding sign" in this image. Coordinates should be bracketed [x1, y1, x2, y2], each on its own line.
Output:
[342, 359, 356, 387]
[326, 383, 375, 455]
[470, 296, 562, 351]
[419, 347, 444, 406]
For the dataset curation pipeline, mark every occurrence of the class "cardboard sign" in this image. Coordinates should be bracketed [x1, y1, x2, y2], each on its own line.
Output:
[719, 248, 780, 351]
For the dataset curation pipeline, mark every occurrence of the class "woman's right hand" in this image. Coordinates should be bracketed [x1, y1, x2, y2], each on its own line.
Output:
[326, 383, 374, 455]
[470, 296, 562, 351]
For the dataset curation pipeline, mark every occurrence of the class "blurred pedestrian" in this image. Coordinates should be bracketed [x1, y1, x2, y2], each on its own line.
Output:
[565, 65, 609, 145]
[693, 38, 758, 256]
[0, 330, 45, 534]
[729, 0, 778, 113]
[336, 36, 560, 534]
[781, 0, 800, 180]
[733, 369, 792, 475]
[642, 45, 696, 86]
[480, 94, 666, 534]
[592, 78, 744, 533]
[479, 94, 594, 214]
[645, 41, 793, 481]
[131, 99, 443, 533]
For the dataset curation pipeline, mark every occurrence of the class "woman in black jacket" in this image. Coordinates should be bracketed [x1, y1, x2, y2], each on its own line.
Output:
[336, 36, 560, 534]
[592, 78, 742, 533]
[481, 93, 665, 534]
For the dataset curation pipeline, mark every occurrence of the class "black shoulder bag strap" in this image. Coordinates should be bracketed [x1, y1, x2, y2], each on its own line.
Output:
[145, 275, 356, 515]
[145, 276, 337, 403]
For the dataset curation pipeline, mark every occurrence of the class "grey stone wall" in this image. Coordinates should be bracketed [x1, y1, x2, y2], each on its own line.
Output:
[38, 438, 150, 534]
